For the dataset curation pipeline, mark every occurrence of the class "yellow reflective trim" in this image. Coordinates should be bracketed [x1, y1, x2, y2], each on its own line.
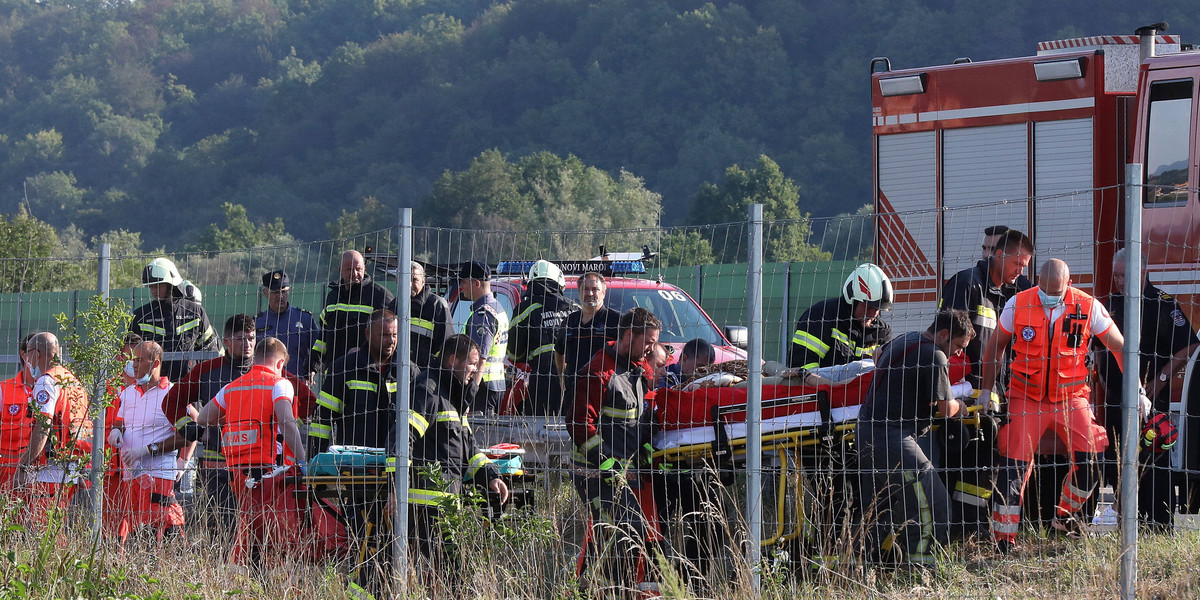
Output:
[435, 410, 462, 423]
[346, 380, 379, 392]
[791, 330, 830, 356]
[409, 413, 429, 437]
[176, 318, 201, 334]
[510, 302, 542, 327]
[386, 381, 397, 394]
[411, 318, 435, 332]
[466, 452, 492, 479]
[316, 391, 342, 412]
[138, 323, 167, 336]
[312, 339, 328, 354]
[327, 303, 374, 315]
[409, 488, 459, 507]
[953, 481, 992, 500]
[200, 448, 225, 460]
[976, 306, 997, 320]
[529, 343, 556, 359]
[307, 423, 332, 439]
[581, 435, 602, 452]
[601, 405, 638, 419]
[174, 415, 195, 429]
[829, 328, 851, 346]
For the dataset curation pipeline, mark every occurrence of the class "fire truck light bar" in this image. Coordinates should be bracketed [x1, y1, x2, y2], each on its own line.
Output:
[1033, 57, 1085, 81]
[878, 73, 926, 96]
[495, 260, 647, 276]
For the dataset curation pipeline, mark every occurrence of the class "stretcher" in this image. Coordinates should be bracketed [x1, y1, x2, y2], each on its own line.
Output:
[651, 371, 985, 548]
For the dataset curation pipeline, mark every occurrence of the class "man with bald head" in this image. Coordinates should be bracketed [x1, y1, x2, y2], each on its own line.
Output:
[310, 249, 397, 377]
[14, 332, 91, 521]
[980, 259, 1127, 551]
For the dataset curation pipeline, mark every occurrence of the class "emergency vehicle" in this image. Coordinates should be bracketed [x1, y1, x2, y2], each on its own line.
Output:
[871, 26, 1200, 480]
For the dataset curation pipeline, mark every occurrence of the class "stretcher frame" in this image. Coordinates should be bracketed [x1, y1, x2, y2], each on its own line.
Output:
[652, 391, 984, 548]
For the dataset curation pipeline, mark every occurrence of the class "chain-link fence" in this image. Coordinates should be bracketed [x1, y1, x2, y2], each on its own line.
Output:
[0, 188, 1195, 598]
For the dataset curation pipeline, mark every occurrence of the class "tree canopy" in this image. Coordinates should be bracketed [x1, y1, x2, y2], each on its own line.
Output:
[0, 0, 1190, 252]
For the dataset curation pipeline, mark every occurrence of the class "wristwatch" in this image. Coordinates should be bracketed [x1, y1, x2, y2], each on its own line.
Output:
[148, 442, 161, 456]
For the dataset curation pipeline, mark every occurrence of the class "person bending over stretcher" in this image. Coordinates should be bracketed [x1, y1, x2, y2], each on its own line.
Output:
[783, 263, 894, 387]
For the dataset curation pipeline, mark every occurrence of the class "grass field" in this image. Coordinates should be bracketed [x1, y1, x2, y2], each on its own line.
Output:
[4, 480, 1199, 600]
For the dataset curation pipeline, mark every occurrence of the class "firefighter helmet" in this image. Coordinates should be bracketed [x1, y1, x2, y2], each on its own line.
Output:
[180, 280, 203, 304]
[528, 259, 566, 289]
[142, 258, 183, 288]
[1141, 412, 1179, 453]
[842, 263, 893, 310]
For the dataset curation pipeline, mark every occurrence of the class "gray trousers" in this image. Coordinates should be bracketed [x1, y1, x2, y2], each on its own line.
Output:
[857, 422, 951, 564]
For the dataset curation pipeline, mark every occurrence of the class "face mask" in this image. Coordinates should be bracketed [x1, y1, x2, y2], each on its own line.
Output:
[124, 361, 137, 378]
[136, 372, 153, 386]
[27, 360, 42, 380]
[1039, 289, 1063, 309]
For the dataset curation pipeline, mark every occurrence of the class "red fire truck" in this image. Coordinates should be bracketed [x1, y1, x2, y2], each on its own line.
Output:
[871, 26, 1200, 481]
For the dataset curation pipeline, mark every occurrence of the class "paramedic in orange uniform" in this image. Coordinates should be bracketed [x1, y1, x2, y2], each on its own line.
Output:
[980, 259, 1127, 551]
[196, 337, 307, 569]
[14, 332, 92, 524]
[0, 335, 35, 490]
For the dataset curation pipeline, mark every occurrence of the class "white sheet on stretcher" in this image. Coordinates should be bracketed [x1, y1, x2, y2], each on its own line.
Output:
[653, 405, 862, 450]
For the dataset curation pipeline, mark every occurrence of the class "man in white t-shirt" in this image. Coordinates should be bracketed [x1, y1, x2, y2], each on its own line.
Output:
[980, 259, 1128, 551]
[109, 341, 190, 542]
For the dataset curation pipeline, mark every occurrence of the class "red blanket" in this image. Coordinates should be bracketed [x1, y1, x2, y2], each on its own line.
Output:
[655, 372, 874, 431]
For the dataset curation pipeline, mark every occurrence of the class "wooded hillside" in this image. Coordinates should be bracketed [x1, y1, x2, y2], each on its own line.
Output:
[0, 0, 1192, 250]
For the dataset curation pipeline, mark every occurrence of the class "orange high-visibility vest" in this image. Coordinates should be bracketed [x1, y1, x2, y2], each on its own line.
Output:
[1009, 286, 1094, 402]
[0, 376, 32, 456]
[44, 365, 92, 458]
[220, 365, 282, 468]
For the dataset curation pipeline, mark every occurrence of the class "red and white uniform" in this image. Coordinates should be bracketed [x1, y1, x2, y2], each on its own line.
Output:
[212, 365, 303, 565]
[113, 378, 184, 541]
[0, 376, 33, 489]
[996, 287, 1113, 462]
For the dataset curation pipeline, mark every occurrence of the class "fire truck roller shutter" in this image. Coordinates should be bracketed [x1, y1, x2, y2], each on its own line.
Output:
[876, 130, 938, 333]
[942, 123, 1029, 278]
[1033, 119, 1096, 286]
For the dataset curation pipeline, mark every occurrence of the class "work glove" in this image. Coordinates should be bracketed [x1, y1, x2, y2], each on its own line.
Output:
[968, 389, 1001, 414]
[120, 444, 149, 465]
[175, 457, 187, 481]
[106, 429, 124, 449]
[1138, 387, 1152, 422]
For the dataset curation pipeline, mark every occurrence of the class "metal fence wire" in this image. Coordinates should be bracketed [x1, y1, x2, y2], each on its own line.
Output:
[0, 187, 1195, 599]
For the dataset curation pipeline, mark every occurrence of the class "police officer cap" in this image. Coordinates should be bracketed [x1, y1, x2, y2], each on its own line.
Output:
[262, 269, 291, 291]
[459, 261, 491, 281]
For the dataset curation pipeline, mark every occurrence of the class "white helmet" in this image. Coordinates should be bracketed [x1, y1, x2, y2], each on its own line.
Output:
[842, 263, 893, 310]
[180, 280, 203, 304]
[142, 257, 183, 288]
[528, 260, 566, 289]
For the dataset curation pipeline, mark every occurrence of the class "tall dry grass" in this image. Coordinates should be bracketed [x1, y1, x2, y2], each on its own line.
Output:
[4, 471, 1200, 599]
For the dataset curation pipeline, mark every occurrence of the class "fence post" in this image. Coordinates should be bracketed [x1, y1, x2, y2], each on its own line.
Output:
[780, 262, 791, 363]
[393, 209, 413, 594]
[1120, 164, 1142, 599]
[745, 205, 764, 589]
[90, 243, 111, 540]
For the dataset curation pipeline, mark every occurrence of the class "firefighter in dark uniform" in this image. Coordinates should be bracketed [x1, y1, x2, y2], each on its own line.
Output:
[567, 307, 690, 594]
[130, 257, 221, 382]
[937, 228, 1033, 531]
[310, 250, 397, 377]
[409, 261, 451, 371]
[457, 261, 509, 415]
[307, 309, 399, 456]
[857, 309, 973, 564]
[1098, 248, 1198, 527]
[786, 263, 893, 380]
[255, 270, 318, 378]
[508, 260, 576, 415]
[309, 309, 410, 600]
